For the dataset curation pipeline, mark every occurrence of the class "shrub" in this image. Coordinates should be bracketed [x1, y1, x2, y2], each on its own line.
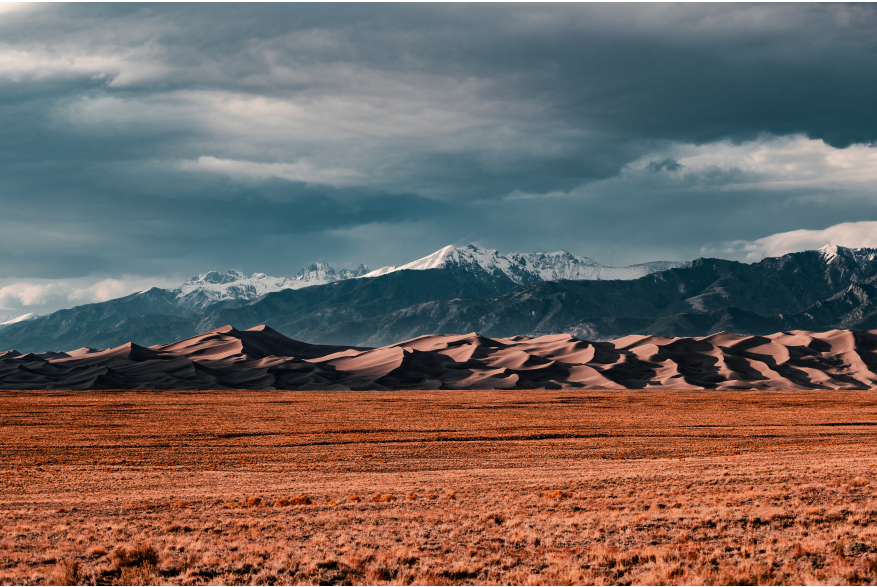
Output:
[542, 490, 572, 499]
[372, 493, 397, 503]
[119, 564, 156, 585]
[50, 560, 82, 586]
[86, 545, 108, 558]
[110, 543, 159, 569]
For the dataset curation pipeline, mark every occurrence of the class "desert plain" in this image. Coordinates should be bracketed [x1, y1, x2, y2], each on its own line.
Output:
[2, 389, 877, 585]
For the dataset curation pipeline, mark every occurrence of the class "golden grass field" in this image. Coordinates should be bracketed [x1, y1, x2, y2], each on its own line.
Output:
[3, 390, 877, 585]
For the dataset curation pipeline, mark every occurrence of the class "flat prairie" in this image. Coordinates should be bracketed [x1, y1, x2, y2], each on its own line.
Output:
[3, 390, 877, 585]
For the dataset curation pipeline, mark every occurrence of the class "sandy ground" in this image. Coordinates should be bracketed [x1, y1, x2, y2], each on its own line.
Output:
[2, 390, 877, 585]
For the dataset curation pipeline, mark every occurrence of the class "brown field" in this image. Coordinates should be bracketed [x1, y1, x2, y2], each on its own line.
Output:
[2, 390, 877, 585]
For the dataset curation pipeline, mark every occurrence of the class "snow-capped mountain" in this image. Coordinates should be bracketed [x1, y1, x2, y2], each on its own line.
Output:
[172, 264, 370, 311]
[0, 312, 38, 331]
[170, 246, 683, 313]
[7, 243, 877, 353]
[293, 263, 370, 285]
[818, 244, 877, 273]
[363, 244, 685, 284]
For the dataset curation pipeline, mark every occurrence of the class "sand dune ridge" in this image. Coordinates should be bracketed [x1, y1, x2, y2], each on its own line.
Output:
[3, 325, 877, 390]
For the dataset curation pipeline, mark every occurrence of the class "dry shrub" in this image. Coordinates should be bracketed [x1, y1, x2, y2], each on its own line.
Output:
[542, 489, 572, 499]
[110, 542, 159, 569]
[349, 495, 361, 503]
[445, 490, 456, 500]
[290, 495, 313, 505]
[119, 564, 156, 586]
[850, 476, 870, 487]
[275, 497, 290, 507]
[371, 493, 397, 503]
[49, 560, 82, 585]
[86, 545, 107, 558]
[484, 513, 505, 525]
[365, 566, 395, 582]
[112, 544, 159, 586]
[244, 497, 262, 507]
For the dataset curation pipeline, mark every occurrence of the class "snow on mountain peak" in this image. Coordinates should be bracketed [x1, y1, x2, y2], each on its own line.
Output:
[817, 244, 877, 268]
[172, 262, 371, 309]
[363, 244, 684, 284]
[167, 245, 684, 311]
[818, 244, 842, 262]
[0, 312, 38, 328]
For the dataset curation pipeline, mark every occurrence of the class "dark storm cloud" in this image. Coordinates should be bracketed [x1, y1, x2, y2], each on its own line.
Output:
[1, 3, 877, 307]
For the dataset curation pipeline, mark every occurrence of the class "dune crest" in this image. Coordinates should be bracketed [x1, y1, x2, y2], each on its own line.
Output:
[2, 326, 877, 390]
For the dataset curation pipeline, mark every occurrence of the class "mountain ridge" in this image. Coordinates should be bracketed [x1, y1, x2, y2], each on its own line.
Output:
[3, 244, 877, 353]
[363, 244, 684, 283]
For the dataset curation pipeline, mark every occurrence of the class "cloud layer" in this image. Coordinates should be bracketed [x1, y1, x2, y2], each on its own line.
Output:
[703, 222, 877, 261]
[1, 4, 876, 312]
[0, 276, 179, 318]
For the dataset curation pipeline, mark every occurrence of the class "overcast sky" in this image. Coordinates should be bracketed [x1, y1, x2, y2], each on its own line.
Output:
[2, 3, 877, 317]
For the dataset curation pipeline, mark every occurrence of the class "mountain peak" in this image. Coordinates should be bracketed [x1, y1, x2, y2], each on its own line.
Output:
[0, 312, 38, 328]
[172, 261, 372, 312]
[816, 244, 877, 270]
[362, 244, 683, 284]
[191, 269, 247, 284]
[818, 243, 847, 262]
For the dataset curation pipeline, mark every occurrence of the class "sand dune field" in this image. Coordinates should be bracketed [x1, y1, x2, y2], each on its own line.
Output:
[4, 325, 877, 390]
[3, 389, 877, 584]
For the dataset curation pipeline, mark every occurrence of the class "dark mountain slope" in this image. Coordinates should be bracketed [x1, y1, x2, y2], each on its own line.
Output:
[0, 266, 520, 352]
[3, 247, 877, 352]
[265, 249, 877, 346]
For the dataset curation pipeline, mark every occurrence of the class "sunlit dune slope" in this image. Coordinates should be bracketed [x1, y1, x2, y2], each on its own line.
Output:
[3, 325, 877, 390]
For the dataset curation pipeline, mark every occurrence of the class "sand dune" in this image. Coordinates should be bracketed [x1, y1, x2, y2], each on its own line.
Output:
[3, 325, 877, 390]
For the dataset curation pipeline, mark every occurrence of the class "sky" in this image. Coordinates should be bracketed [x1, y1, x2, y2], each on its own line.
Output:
[2, 3, 877, 317]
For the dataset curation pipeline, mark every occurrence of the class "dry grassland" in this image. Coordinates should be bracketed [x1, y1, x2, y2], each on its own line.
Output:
[2, 390, 877, 585]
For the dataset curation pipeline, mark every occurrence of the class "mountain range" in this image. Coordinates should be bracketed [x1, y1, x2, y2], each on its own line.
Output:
[362, 244, 683, 283]
[0, 244, 682, 351]
[2, 243, 877, 354]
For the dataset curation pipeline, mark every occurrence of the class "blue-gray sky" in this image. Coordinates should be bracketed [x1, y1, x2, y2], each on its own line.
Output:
[3, 3, 877, 316]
